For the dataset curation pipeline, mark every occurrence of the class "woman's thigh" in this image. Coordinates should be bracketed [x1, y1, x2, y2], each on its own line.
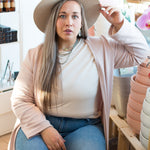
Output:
[64, 124, 106, 150]
[15, 128, 48, 150]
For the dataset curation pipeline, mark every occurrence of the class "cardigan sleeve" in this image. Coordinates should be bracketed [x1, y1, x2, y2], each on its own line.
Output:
[11, 46, 52, 139]
[109, 19, 150, 68]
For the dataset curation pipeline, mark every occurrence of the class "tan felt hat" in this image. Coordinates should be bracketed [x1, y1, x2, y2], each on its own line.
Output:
[34, 0, 100, 32]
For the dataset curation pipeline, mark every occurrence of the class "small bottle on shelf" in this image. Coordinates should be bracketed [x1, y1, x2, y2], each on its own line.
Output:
[3, 0, 11, 12]
[0, 0, 3, 12]
[10, 0, 15, 11]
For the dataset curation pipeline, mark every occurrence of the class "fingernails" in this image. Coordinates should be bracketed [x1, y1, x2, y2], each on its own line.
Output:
[100, 7, 109, 14]
[101, 7, 105, 11]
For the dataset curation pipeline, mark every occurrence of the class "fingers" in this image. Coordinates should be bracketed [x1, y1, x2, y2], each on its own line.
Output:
[105, 7, 114, 16]
[41, 127, 66, 150]
[58, 139, 66, 150]
[100, 5, 120, 16]
[54, 142, 62, 150]
[99, 4, 123, 25]
[47, 137, 66, 150]
[100, 7, 109, 15]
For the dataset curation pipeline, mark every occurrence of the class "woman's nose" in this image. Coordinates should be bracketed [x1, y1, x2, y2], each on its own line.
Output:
[65, 16, 73, 27]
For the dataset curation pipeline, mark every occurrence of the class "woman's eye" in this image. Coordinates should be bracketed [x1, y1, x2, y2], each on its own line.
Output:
[59, 15, 66, 19]
[73, 15, 78, 19]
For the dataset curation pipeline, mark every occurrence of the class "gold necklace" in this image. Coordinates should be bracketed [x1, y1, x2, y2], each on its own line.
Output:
[58, 39, 79, 64]
[61, 47, 73, 52]
[59, 44, 75, 52]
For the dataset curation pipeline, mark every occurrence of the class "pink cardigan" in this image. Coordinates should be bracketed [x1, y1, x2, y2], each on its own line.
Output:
[9, 19, 150, 150]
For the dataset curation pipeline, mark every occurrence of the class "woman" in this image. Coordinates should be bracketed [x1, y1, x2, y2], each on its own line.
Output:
[9, 0, 149, 150]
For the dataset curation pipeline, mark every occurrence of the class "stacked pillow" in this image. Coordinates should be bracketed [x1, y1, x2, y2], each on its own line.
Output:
[127, 57, 150, 134]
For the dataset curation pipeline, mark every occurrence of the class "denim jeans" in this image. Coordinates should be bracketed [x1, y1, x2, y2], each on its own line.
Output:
[15, 116, 106, 150]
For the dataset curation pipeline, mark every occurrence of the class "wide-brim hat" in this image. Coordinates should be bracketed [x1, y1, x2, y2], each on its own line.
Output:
[34, 0, 100, 33]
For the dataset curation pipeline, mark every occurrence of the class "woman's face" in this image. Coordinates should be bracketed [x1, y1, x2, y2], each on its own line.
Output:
[56, 1, 82, 43]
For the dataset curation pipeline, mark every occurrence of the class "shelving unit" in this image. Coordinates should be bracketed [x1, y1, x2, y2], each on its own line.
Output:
[0, 0, 44, 137]
[109, 107, 146, 150]
[0, 0, 18, 136]
[127, 0, 150, 3]
[0, 0, 21, 92]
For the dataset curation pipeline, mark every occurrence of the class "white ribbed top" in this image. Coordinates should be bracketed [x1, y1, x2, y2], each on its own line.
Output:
[48, 39, 101, 118]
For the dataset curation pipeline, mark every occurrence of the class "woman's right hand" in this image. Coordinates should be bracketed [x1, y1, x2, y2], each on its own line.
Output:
[41, 127, 66, 150]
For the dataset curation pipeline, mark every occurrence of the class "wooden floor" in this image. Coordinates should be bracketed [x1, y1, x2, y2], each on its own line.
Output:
[0, 133, 11, 150]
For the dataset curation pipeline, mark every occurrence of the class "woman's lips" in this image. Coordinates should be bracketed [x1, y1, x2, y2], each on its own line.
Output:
[64, 29, 73, 34]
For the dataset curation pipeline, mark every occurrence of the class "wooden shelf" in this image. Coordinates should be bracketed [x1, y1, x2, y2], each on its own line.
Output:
[127, 0, 150, 3]
[0, 85, 13, 93]
[0, 41, 19, 46]
[0, 0, 20, 82]
[109, 107, 148, 150]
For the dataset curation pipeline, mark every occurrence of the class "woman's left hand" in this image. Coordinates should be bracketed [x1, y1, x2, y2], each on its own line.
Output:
[99, 4, 124, 30]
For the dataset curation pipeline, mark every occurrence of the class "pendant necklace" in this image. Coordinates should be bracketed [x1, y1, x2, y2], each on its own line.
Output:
[58, 39, 79, 64]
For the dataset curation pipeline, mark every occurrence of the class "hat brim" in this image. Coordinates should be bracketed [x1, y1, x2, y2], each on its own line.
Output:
[34, 0, 100, 33]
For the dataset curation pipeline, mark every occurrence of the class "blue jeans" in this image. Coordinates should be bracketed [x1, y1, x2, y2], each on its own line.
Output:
[15, 116, 106, 150]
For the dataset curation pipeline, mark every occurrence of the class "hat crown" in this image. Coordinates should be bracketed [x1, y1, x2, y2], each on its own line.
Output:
[34, 0, 100, 33]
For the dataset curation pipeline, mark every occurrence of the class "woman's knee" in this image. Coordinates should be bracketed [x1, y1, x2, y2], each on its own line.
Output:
[64, 125, 106, 150]
[15, 128, 48, 150]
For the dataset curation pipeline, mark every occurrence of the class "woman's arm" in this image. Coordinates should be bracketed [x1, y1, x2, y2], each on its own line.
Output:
[11, 47, 51, 139]
[99, 4, 150, 68]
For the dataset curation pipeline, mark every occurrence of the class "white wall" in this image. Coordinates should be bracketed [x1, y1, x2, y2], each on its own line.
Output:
[20, 0, 44, 59]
